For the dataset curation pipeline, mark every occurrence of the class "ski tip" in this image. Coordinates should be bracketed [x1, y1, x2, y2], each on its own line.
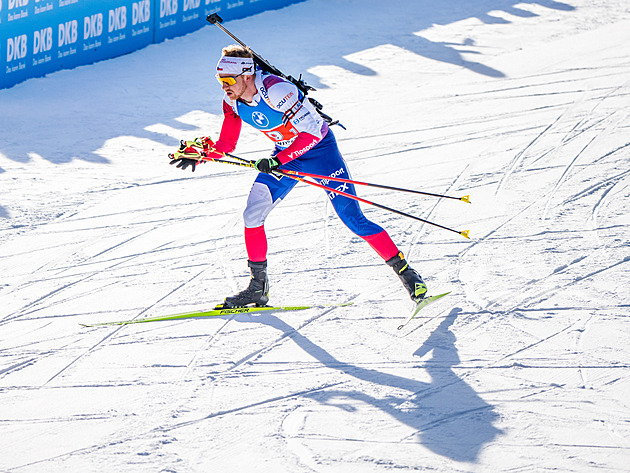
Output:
[460, 195, 471, 204]
[423, 291, 451, 301]
[460, 230, 470, 239]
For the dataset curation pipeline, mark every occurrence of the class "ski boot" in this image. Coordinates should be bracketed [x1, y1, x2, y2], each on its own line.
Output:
[386, 252, 427, 302]
[220, 260, 270, 308]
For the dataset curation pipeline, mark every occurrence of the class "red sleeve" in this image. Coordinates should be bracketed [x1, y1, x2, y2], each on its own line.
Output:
[213, 100, 242, 154]
[275, 132, 323, 164]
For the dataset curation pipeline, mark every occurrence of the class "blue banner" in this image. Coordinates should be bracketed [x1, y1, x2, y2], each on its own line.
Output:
[1, 0, 303, 90]
[153, 0, 305, 42]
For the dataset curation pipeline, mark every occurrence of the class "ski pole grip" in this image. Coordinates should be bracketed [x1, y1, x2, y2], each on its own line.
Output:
[206, 13, 223, 24]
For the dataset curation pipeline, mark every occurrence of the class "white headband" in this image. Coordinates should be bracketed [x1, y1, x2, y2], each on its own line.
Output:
[216, 56, 255, 75]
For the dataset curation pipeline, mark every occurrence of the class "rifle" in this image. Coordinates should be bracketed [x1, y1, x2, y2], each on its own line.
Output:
[207, 13, 344, 129]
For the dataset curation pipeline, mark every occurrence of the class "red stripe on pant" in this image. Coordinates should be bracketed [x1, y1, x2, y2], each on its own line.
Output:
[246, 226, 399, 262]
[361, 230, 400, 260]
[245, 225, 268, 262]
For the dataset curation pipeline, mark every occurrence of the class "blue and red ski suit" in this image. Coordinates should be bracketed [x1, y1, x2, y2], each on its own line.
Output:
[213, 70, 400, 262]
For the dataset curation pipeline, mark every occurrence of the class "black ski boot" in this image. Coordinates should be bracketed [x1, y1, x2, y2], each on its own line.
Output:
[221, 260, 270, 308]
[386, 252, 427, 302]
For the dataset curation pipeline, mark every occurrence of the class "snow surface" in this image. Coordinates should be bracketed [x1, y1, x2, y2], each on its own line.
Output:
[1, 0, 630, 471]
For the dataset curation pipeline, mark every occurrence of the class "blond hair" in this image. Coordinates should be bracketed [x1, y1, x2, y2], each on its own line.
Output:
[221, 44, 254, 58]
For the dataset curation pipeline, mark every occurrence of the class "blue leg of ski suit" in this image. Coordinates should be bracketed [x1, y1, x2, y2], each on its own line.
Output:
[246, 129, 384, 237]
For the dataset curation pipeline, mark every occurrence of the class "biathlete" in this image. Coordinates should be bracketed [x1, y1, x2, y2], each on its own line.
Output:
[169, 45, 427, 308]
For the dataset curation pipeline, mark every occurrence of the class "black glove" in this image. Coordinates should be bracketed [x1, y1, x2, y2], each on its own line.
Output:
[168, 140, 203, 172]
[254, 157, 280, 173]
[170, 157, 199, 172]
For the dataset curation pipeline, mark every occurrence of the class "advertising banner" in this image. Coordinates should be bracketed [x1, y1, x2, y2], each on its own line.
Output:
[1, 0, 154, 89]
[153, 0, 304, 42]
[1, 0, 302, 89]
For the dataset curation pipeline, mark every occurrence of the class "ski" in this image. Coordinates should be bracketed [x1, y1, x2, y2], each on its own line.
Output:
[397, 292, 451, 330]
[80, 303, 353, 328]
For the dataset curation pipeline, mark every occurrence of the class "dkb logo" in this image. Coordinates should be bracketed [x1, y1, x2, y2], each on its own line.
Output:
[34, 27, 53, 54]
[58, 20, 78, 47]
[133, 0, 151, 25]
[160, 0, 178, 17]
[8, 0, 29, 9]
[7, 35, 27, 62]
[84, 14, 104, 40]
[109, 6, 127, 32]
[184, 0, 200, 11]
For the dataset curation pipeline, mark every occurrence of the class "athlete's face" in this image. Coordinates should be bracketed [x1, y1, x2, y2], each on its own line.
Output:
[219, 74, 248, 101]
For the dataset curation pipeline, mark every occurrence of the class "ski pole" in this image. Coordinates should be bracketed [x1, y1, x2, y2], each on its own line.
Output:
[276, 170, 470, 239]
[210, 152, 469, 203]
[278, 169, 470, 203]
[201, 157, 254, 169]
[198, 153, 470, 239]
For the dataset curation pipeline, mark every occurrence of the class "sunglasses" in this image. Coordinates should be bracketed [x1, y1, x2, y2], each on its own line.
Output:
[216, 67, 252, 86]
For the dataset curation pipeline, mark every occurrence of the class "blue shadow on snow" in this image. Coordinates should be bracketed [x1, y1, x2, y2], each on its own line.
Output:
[248, 307, 502, 463]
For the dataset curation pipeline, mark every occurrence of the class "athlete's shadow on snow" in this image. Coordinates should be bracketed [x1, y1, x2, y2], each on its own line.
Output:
[253, 307, 501, 462]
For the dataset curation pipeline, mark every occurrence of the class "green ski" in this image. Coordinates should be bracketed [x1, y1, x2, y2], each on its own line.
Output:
[397, 292, 451, 330]
[80, 303, 353, 328]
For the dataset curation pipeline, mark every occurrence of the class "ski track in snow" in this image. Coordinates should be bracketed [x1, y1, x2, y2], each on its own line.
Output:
[2, 0, 630, 471]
